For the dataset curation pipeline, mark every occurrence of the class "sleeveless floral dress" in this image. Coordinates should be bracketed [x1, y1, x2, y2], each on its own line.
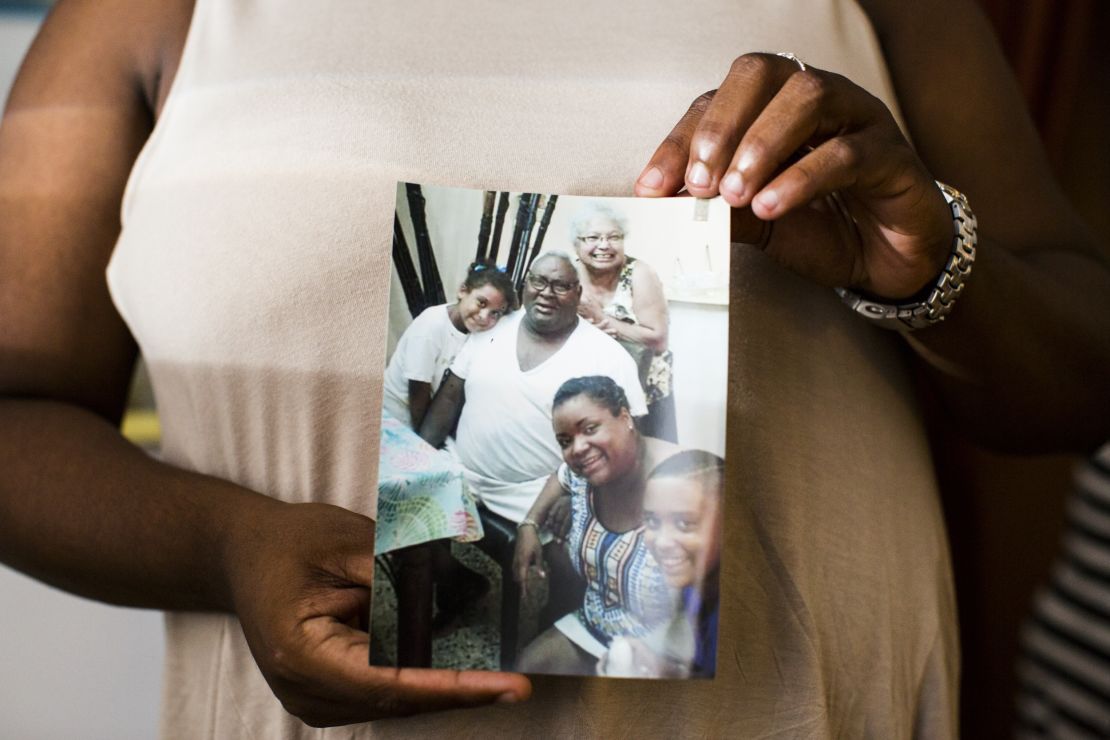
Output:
[559, 462, 675, 645]
[602, 257, 677, 440]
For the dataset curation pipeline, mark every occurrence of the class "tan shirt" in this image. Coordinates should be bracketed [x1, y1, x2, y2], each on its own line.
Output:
[107, 0, 957, 736]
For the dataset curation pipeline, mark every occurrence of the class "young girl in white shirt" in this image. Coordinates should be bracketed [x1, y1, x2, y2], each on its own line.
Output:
[382, 260, 517, 428]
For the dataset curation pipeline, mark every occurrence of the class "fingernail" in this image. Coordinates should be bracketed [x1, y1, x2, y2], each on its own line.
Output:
[688, 161, 710, 188]
[720, 170, 743, 197]
[755, 189, 779, 212]
[497, 692, 522, 704]
[637, 166, 664, 190]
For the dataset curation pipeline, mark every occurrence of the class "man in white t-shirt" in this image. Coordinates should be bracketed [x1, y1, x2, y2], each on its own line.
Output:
[420, 252, 647, 522]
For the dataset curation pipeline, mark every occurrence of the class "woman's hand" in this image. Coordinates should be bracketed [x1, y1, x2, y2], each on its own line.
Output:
[591, 316, 623, 340]
[635, 52, 953, 301]
[222, 499, 530, 726]
[512, 525, 546, 595]
[576, 296, 608, 324]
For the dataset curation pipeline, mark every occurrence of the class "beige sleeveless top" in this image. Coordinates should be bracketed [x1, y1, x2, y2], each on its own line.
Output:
[107, 0, 957, 736]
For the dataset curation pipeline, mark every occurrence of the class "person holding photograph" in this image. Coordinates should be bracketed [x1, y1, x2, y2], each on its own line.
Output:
[381, 260, 516, 429]
[513, 375, 680, 675]
[598, 449, 724, 679]
[3, 0, 1109, 735]
[419, 253, 647, 525]
[571, 204, 677, 442]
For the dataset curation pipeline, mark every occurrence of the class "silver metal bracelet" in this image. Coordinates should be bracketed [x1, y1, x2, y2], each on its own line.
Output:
[836, 181, 977, 331]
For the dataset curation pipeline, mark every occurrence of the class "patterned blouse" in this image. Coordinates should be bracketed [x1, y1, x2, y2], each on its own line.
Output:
[559, 463, 676, 645]
[603, 257, 673, 405]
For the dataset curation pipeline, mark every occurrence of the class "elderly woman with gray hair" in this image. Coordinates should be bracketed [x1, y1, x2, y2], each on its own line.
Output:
[570, 203, 676, 441]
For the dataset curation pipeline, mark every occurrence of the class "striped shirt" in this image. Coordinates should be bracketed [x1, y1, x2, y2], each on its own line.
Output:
[1018, 444, 1110, 738]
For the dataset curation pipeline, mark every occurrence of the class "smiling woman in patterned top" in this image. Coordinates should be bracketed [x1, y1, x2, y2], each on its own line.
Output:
[512, 375, 681, 675]
[571, 204, 677, 442]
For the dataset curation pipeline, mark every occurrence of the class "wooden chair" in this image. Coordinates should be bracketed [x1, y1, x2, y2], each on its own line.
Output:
[471, 505, 523, 670]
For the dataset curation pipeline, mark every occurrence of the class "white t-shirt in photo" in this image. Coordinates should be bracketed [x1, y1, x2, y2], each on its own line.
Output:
[450, 311, 647, 522]
[381, 304, 466, 425]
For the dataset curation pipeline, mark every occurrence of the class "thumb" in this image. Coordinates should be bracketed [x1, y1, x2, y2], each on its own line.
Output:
[338, 548, 378, 589]
[326, 516, 378, 588]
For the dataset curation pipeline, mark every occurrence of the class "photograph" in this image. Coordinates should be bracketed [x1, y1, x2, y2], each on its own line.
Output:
[4, 0, 1109, 733]
[371, 183, 729, 679]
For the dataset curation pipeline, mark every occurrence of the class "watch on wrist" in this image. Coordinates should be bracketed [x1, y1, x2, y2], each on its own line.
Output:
[836, 181, 977, 331]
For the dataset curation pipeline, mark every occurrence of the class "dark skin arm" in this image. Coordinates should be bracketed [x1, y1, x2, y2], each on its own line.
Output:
[407, 379, 433, 429]
[512, 473, 568, 591]
[0, 0, 528, 726]
[636, 0, 1110, 453]
[417, 371, 466, 449]
[866, 0, 1110, 453]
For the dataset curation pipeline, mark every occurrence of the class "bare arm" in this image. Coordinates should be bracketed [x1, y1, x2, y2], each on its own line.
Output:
[522, 472, 573, 534]
[418, 371, 466, 448]
[621, 259, 669, 352]
[0, 0, 201, 607]
[635, 0, 1110, 453]
[0, 0, 527, 723]
[860, 0, 1110, 452]
[512, 473, 569, 589]
[407, 379, 433, 429]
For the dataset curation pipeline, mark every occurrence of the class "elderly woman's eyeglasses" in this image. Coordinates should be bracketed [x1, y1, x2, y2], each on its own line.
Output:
[577, 233, 624, 246]
[525, 273, 578, 296]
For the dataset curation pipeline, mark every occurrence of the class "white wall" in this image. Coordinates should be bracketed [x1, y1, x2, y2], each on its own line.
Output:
[1, 10, 164, 738]
[669, 301, 728, 456]
[0, 568, 163, 739]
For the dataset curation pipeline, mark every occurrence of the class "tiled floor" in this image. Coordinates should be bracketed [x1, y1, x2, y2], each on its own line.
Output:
[371, 541, 547, 671]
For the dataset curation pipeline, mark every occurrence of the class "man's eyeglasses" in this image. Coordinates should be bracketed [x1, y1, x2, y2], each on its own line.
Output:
[577, 233, 624, 246]
[525, 273, 578, 296]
